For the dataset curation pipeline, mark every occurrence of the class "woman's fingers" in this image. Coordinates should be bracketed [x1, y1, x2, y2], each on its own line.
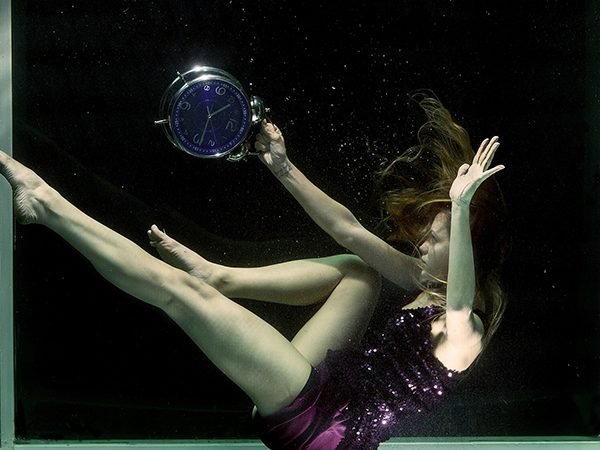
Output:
[254, 129, 269, 151]
[481, 140, 500, 170]
[476, 137, 495, 164]
[254, 122, 283, 154]
[254, 140, 267, 153]
[475, 136, 500, 168]
[474, 138, 489, 165]
[255, 129, 269, 143]
[260, 121, 281, 139]
[457, 163, 470, 177]
[480, 164, 505, 182]
[489, 143, 501, 169]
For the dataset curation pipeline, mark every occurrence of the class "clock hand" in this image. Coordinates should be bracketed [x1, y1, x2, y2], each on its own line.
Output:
[198, 115, 211, 146]
[209, 119, 217, 138]
[210, 103, 231, 117]
[197, 104, 216, 145]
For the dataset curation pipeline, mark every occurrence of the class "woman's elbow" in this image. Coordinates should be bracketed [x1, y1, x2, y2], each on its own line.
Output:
[332, 220, 363, 249]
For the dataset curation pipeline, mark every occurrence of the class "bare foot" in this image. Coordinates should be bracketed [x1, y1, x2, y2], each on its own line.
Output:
[147, 225, 223, 286]
[0, 150, 54, 225]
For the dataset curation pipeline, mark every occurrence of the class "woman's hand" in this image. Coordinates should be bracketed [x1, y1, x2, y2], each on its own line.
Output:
[254, 121, 290, 176]
[449, 136, 505, 207]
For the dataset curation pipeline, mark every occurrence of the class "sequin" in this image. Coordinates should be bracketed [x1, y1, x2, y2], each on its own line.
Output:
[321, 304, 465, 449]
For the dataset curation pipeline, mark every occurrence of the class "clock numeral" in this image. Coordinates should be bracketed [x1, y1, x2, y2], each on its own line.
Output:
[193, 134, 216, 147]
[215, 86, 226, 96]
[179, 101, 191, 111]
[227, 96, 236, 104]
[225, 119, 238, 132]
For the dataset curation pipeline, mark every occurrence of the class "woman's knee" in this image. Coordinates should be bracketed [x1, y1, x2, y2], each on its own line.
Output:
[158, 269, 216, 319]
[328, 254, 381, 291]
[333, 254, 379, 276]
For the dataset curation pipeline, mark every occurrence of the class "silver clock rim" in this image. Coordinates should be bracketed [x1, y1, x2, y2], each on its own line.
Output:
[158, 66, 252, 159]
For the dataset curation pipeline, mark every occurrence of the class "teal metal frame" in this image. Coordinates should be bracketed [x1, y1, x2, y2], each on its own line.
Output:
[0, 0, 15, 448]
[0, 0, 597, 448]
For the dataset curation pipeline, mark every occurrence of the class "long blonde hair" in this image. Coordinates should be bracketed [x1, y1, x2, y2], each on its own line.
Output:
[376, 93, 509, 348]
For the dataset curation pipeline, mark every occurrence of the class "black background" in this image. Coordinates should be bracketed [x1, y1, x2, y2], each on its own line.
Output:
[11, 0, 599, 440]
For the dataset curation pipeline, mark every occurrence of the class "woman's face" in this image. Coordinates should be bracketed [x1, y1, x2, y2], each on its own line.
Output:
[418, 212, 450, 284]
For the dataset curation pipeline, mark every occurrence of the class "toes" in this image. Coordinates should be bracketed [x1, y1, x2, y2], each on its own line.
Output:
[0, 150, 16, 180]
[0, 150, 24, 176]
[148, 225, 171, 248]
[0, 150, 44, 190]
[149, 224, 164, 238]
[147, 231, 158, 247]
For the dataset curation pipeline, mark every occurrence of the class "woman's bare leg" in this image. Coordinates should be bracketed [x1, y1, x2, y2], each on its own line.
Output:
[0, 151, 312, 416]
[149, 225, 351, 305]
[149, 221, 382, 366]
[149, 226, 377, 305]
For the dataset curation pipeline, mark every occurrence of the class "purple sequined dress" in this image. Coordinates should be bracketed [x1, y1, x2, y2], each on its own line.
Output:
[322, 304, 464, 449]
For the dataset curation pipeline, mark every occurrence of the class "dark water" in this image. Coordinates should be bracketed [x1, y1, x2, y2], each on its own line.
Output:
[11, 0, 598, 440]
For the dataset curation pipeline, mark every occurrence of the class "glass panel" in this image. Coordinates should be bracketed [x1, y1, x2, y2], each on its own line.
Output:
[11, 0, 597, 441]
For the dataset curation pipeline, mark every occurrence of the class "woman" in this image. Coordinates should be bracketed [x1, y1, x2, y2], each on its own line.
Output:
[0, 96, 506, 449]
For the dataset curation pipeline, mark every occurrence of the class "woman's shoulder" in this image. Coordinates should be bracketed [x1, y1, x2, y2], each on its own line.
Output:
[435, 308, 485, 372]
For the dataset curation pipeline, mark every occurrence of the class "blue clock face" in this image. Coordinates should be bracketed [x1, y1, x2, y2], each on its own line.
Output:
[170, 78, 252, 158]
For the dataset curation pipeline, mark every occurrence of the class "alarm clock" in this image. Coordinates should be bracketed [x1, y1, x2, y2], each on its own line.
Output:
[155, 66, 265, 161]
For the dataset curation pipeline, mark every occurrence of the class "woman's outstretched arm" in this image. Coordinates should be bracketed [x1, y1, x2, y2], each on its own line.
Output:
[446, 136, 504, 342]
[254, 122, 421, 291]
